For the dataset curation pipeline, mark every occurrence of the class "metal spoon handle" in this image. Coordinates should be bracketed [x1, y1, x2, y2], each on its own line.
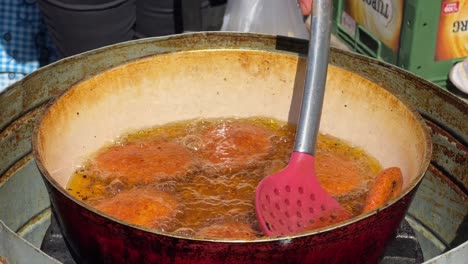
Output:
[293, 0, 333, 155]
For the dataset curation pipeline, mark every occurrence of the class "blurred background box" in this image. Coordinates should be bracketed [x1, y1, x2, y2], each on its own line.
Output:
[332, 0, 468, 89]
[182, 0, 227, 32]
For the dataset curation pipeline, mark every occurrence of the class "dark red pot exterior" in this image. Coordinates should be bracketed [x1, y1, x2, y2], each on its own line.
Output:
[43, 178, 418, 264]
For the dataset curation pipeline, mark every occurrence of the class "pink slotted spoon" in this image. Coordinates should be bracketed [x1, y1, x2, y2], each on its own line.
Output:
[255, 0, 351, 237]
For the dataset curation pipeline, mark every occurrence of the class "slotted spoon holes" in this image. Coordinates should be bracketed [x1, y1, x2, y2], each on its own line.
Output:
[259, 185, 330, 235]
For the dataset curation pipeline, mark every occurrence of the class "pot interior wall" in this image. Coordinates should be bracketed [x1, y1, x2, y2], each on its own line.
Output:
[36, 49, 430, 200]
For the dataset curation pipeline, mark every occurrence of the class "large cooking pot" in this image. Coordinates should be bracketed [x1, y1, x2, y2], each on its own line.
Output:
[32, 33, 432, 263]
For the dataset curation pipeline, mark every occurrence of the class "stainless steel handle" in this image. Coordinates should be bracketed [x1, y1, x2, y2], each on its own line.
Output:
[293, 0, 333, 155]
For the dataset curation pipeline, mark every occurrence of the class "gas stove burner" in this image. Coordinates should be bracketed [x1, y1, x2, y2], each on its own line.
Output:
[41, 216, 423, 264]
[380, 220, 424, 264]
[40, 216, 75, 264]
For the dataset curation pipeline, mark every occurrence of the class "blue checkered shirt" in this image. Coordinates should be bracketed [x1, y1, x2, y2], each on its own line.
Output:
[0, 0, 57, 92]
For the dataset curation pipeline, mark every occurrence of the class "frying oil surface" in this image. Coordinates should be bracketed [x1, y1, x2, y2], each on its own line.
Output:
[67, 117, 381, 239]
